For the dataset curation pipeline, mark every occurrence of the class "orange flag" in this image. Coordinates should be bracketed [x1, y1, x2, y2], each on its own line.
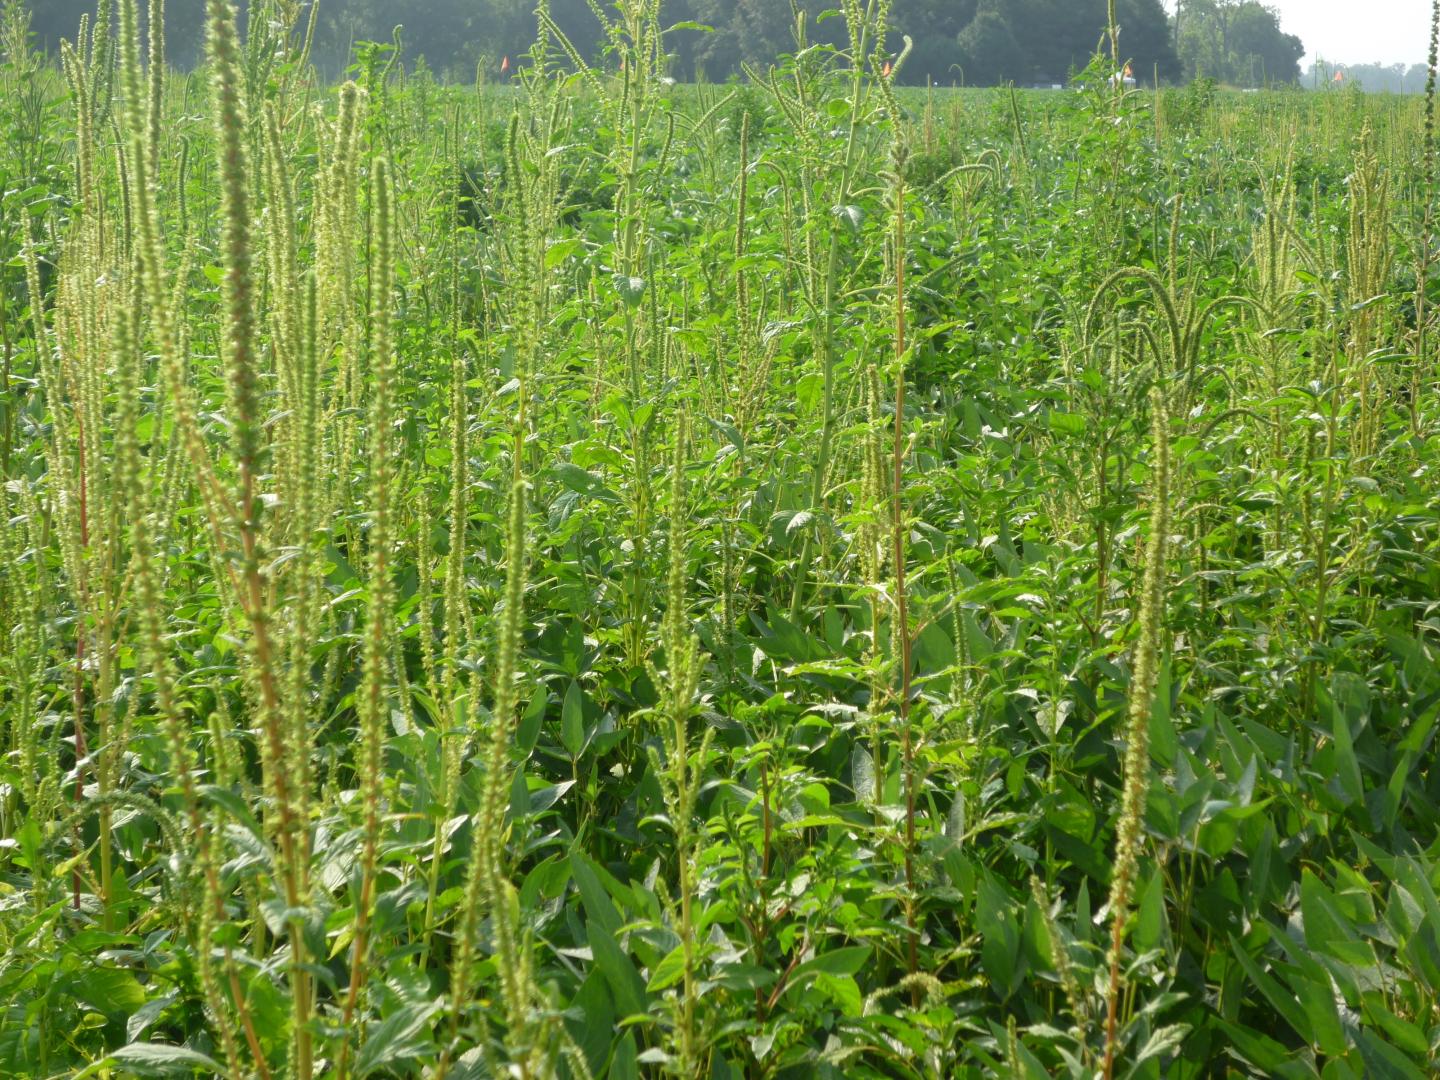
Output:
[1333, 69, 1345, 82]
[501, 55, 510, 75]
[882, 60, 892, 78]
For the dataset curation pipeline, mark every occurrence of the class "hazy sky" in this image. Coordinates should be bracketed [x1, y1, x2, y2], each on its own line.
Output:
[1171, 1, 1432, 66]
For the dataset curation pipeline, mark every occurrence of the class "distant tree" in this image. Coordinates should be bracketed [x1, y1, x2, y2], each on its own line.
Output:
[1226, 2, 1303, 84]
[1114, 0, 1183, 82]
[1177, 0, 1302, 85]
[23, 0, 90, 54]
[1305, 61, 1432, 94]
[890, 0, 977, 85]
[956, 5, 1027, 86]
[18, 0, 1186, 86]
[951, 0, 1179, 87]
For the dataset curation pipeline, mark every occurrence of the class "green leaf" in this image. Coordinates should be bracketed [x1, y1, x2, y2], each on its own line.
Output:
[610, 1033, 639, 1080]
[199, 784, 269, 849]
[1047, 410, 1086, 436]
[1213, 1021, 1308, 1076]
[944, 793, 965, 849]
[1356, 1029, 1429, 1080]
[834, 204, 864, 232]
[1227, 936, 1314, 1045]
[705, 962, 777, 992]
[612, 274, 647, 306]
[589, 922, 646, 1018]
[646, 943, 686, 992]
[850, 745, 875, 803]
[516, 686, 547, 755]
[107, 1043, 227, 1076]
[355, 1001, 442, 1077]
[1301, 870, 1372, 967]
[813, 972, 863, 1017]
[1132, 1023, 1191, 1066]
[571, 852, 623, 937]
[978, 874, 1022, 999]
[545, 238, 583, 268]
[561, 681, 586, 758]
[71, 966, 146, 1019]
[127, 993, 177, 1043]
[1134, 866, 1166, 952]
[789, 945, 872, 983]
[1330, 698, 1365, 807]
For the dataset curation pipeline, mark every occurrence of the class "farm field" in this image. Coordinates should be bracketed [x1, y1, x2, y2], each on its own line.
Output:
[2, 1, 1440, 1077]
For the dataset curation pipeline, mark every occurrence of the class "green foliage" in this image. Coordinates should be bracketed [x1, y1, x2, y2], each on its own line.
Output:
[1176, 0, 1305, 86]
[19, 0, 1186, 85]
[1, 1, 1440, 1079]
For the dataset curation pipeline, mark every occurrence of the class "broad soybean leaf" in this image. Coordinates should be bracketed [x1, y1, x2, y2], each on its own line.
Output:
[561, 681, 586, 758]
[70, 965, 146, 1019]
[1134, 866, 1166, 952]
[646, 942, 686, 992]
[1227, 936, 1314, 1045]
[978, 874, 1023, 999]
[850, 745, 876, 803]
[552, 462, 619, 503]
[126, 993, 177, 1042]
[529, 778, 575, 813]
[943, 793, 965, 849]
[354, 1000, 442, 1077]
[1331, 702, 1365, 808]
[1047, 410, 1086, 436]
[833, 203, 864, 233]
[812, 972, 863, 1017]
[610, 1034, 639, 1080]
[446, 1047, 488, 1080]
[1214, 1019, 1312, 1077]
[571, 851, 623, 937]
[1131, 1023, 1191, 1068]
[705, 962, 778, 993]
[612, 274, 647, 306]
[1362, 998, 1429, 1057]
[1356, 1029, 1429, 1080]
[544, 237, 583, 268]
[565, 969, 616, 1074]
[589, 922, 646, 1018]
[199, 784, 268, 847]
[108, 1043, 226, 1076]
[789, 945, 872, 984]
[1294, 979, 1350, 1062]
[1301, 870, 1372, 967]
[515, 685, 547, 755]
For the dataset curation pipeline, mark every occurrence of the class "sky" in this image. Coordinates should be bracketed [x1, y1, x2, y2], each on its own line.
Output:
[1171, 1, 1433, 66]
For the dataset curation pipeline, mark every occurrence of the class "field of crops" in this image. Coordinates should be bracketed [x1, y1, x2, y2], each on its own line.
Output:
[2, 0, 1440, 1077]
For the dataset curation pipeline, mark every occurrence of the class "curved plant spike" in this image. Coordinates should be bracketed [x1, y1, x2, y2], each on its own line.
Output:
[335, 154, 399, 1080]
[1085, 262, 1263, 415]
[1101, 389, 1172, 1079]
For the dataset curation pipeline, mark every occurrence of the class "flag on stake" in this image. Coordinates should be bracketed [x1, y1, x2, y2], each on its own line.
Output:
[1334, 69, 1345, 82]
[501, 55, 510, 75]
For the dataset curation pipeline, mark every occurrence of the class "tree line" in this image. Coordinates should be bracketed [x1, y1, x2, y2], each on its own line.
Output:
[1305, 61, 1435, 95]
[21, 0, 1309, 88]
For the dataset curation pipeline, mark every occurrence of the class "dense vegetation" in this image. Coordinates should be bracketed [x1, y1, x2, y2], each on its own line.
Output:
[18, 0, 1321, 89]
[21, 0, 1187, 86]
[1307, 61, 1437, 96]
[2, 0, 1440, 1077]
